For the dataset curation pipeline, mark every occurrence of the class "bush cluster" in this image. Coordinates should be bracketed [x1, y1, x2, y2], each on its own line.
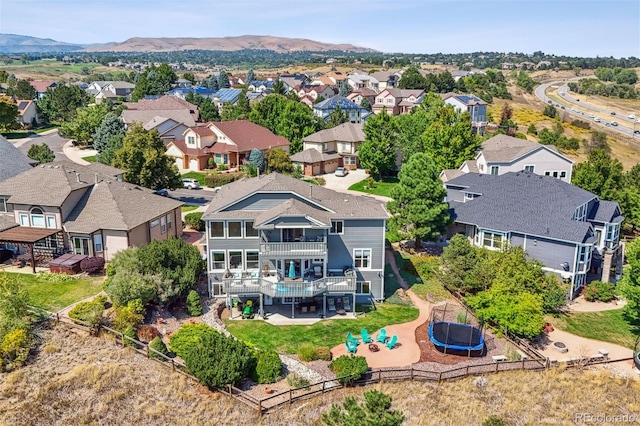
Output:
[329, 355, 368, 385]
[148, 336, 170, 359]
[184, 212, 205, 231]
[203, 172, 243, 188]
[584, 281, 617, 302]
[253, 350, 282, 384]
[186, 290, 203, 316]
[68, 295, 107, 327]
[122, 326, 138, 347]
[137, 324, 160, 342]
[0, 274, 32, 372]
[113, 299, 146, 332]
[38, 272, 78, 282]
[297, 343, 332, 361]
[0, 329, 31, 372]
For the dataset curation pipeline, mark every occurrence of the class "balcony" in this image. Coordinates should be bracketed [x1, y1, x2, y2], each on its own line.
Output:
[222, 275, 356, 298]
[259, 241, 326, 257]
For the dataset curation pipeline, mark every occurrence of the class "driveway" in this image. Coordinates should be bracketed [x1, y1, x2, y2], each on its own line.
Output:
[320, 169, 392, 203]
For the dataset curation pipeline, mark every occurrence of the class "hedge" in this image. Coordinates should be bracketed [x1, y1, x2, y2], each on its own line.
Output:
[184, 212, 204, 232]
[203, 172, 244, 188]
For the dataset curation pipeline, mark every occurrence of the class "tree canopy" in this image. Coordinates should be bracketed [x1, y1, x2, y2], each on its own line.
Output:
[0, 97, 18, 131]
[130, 63, 177, 101]
[93, 113, 126, 165]
[37, 85, 91, 122]
[27, 143, 55, 164]
[360, 110, 398, 179]
[60, 103, 110, 147]
[618, 238, 640, 324]
[322, 390, 405, 426]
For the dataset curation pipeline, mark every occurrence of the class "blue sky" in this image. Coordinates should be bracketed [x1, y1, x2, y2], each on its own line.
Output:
[1, 0, 638, 57]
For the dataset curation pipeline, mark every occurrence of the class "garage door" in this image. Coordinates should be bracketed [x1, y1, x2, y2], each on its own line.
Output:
[174, 157, 183, 170]
[324, 160, 339, 173]
[189, 158, 199, 171]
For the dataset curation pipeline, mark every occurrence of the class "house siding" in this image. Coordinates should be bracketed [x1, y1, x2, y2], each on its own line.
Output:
[103, 230, 128, 261]
[223, 193, 319, 212]
[496, 148, 573, 182]
[513, 234, 578, 274]
[128, 223, 149, 247]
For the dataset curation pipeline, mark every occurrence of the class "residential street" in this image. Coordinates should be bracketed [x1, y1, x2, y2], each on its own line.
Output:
[12, 129, 71, 161]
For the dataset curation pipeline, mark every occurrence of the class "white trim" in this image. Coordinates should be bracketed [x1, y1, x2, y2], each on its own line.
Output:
[210, 250, 226, 271]
[227, 220, 243, 239]
[353, 248, 372, 270]
[244, 221, 259, 238]
[209, 221, 225, 239]
[330, 220, 344, 235]
[523, 164, 535, 172]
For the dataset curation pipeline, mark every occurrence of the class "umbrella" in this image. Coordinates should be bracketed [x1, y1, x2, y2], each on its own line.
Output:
[288, 260, 296, 279]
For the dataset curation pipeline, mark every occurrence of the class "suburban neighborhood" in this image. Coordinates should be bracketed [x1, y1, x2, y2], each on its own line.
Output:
[0, 12, 639, 423]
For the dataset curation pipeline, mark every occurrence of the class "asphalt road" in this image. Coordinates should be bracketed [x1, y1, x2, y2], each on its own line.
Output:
[166, 187, 214, 205]
[534, 81, 639, 138]
[13, 129, 70, 160]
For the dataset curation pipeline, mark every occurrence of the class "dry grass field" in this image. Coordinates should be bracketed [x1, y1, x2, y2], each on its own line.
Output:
[1, 325, 638, 426]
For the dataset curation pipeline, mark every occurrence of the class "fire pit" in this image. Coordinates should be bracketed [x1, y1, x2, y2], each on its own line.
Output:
[552, 341, 568, 353]
[368, 343, 380, 352]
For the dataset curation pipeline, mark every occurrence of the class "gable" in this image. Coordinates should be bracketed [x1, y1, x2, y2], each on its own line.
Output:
[222, 192, 326, 212]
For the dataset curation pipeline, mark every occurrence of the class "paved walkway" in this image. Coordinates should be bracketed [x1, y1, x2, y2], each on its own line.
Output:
[330, 247, 432, 368]
[320, 169, 392, 203]
[567, 295, 627, 312]
[537, 328, 633, 367]
[62, 140, 96, 165]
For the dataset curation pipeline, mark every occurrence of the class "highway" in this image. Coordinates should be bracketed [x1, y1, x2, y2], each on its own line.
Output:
[534, 81, 639, 138]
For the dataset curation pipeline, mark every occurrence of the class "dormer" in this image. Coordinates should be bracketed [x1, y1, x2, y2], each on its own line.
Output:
[183, 126, 215, 149]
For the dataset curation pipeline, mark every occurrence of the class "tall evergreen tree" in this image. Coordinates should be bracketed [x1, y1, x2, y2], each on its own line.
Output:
[218, 70, 230, 89]
[93, 113, 126, 164]
[245, 69, 255, 85]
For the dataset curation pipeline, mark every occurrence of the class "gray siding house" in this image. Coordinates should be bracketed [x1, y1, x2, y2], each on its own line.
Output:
[202, 173, 389, 316]
[444, 171, 623, 299]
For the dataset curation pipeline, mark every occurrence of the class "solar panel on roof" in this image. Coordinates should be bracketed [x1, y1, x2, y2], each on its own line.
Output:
[17, 101, 28, 110]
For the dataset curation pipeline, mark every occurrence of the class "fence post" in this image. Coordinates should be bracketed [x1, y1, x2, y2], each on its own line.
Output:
[410, 367, 414, 381]
[56, 312, 59, 323]
[495, 361, 499, 373]
[322, 381, 325, 393]
[378, 370, 382, 384]
[258, 399, 262, 418]
[466, 365, 469, 376]
[521, 358, 525, 370]
[289, 389, 292, 406]
[438, 372, 442, 383]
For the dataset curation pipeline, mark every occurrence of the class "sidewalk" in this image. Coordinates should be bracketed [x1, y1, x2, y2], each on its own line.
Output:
[62, 141, 96, 165]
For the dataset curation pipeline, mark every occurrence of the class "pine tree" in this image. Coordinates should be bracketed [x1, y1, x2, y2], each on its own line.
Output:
[218, 70, 230, 89]
[245, 69, 255, 86]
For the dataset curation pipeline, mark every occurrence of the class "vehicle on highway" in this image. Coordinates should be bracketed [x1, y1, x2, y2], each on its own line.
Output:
[611, 121, 618, 126]
[629, 114, 636, 120]
[555, 104, 560, 107]
[594, 118, 601, 123]
[334, 167, 348, 177]
[154, 189, 169, 197]
[182, 178, 200, 189]
[635, 130, 640, 135]
[547, 100, 552, 104]
[610, 111, 616, 116]
[560, 106, 565, 110]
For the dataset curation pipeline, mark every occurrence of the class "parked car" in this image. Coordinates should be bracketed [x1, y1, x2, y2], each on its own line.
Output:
[154, 189, 169, 197]
[334, 167, 348, 177]
[611, 121, 618, 126]
[182, 178, 200, 189]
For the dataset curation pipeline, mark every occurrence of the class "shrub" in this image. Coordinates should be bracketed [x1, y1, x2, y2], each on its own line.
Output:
[482, 416, 506, 426]
[297, 342, 316, 362]
[148, 336, 170, 359]
[203, 172, 242, 187]
[286, 373, 310, 388]
[254, 350, 283, 384]
[113, 299, 146, 332]
[184, 212, 204, 231]
[571, 119, 591, 130]
[527, 123, 537, 135]
[38, 272, 78, 282]
[68, 298, 105, 327]
[0, 328, 32, 372]
[584, 281, 616, 302]
[315, 176, 326, 186]
[218, 164, 228, 171]
[80, 256, 106, 274]
[243, 162, 258, 177]
[207, 157, 216, 169]
[186, 290, 203, 316]
[314, 346, 332, 361]
[122, 326, 138, 347]
[137, 325, 160, 342]
[329, 355, 368, 385]
[456, 311, 470, 324]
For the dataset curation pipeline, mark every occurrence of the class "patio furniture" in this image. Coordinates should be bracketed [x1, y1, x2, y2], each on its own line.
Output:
[346, 340, 357, 354]
[347, 332, 359, 346]
[327, 297, 336, 311]
[361, 329, 373, 344]
[313, 265, 322, 278]
[342, 296, 351, 311]
[375, 328, 387, 343]
[385, 335, 398, 349]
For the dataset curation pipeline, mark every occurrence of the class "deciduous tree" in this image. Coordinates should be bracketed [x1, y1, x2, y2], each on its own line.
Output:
[26, 143, 55, 164]
[359, 109, 398, 179]
[60, 103, 110, 147]
[266, 147, 292, 173]
[37, 85, 90, 122]
[619, 238, 640, 324]
[0, 97, 18, 131]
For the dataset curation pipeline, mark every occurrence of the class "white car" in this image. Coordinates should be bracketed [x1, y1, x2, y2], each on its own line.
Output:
[334, 167, 348, 177]
[593, 117, 601, 123]
[629, 114, 636, 120]
[182, 178, 200, 189]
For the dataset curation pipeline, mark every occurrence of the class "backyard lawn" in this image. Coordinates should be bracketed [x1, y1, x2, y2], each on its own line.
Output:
[348, 177, 398, 198]
[181, 205, 199, 212]
[226, 303, 419, 353]
[549, 309, 639, 349]
[82, 155, 97, 163]
[4, 272, 105, 312]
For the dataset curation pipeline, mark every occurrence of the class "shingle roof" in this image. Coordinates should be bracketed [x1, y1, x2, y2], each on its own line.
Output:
[304, 122, 365, 144]
[108, 81, 135, 89]
[588, 200, 621, 223]
[290, 148, 342, 163]
[29, 81, 56, 93]
[439, 169, 464, 182]
[447, 171, 606, 243]
[203, 173, 389, 221]
[212, 120, 290, 152]
[0, 136, 36, 181]
[85, 163, 124, 178]
[0, 214, 18, 232]
[479, 135, 572, 164]
[254, 198, 332, 228]
[314, 96, 363, 111]
[385, 89, 424, 99]
[124, 95, 197, 112]
[441, 92, 487, 105]
[122, 109, 196, 127]
[461, 160, 479, 173]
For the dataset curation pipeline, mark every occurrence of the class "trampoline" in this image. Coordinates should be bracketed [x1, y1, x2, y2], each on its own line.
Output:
[428, 321, 485, 354]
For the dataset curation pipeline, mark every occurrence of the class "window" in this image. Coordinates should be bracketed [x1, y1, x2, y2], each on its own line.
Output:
[210, 221, 224, 238]
[166, 213, 173, 230]
[377, 97, 383, 103]
[246, 251, 259, 269]
[0, 197, 6, 213]
[464, 193, 476, 201]
[73, 237, 90, 255]
[245, 221, 258, 238]
[545, 171, 550, 176]
[160, 216, 167, 233]
[215, 153, 228, 164]
[228, 221, 242, 238]
[330, 220, 344, 235]
[560, 171, 567, 178]
[354, 249, 371, 269]
[553, 171, 559, 178]
[30, 207, 45, 228]
[524, 165, 535, 172]
[595, 229, 602, 246]
[19, 214, 28, 226]
[150, 219, 160, 228]
[386, 98, 393, 104]
[578, 245, 591, 265]
[229, 251, 243, 269]
[482, 231, 504, 249]
[341, 142, 350, 153]
[46, 215, 56, 229]
[606, 223, 620, 243]
[574, 204, 587, 221]
[187, 135, 196, 146]
[211, 251, 225, 270]
[358, 281, 371, 294]
[323, 142, 328, 152]
[344, 156, 356, 166]
[282, 228, 303, 242]
[93, 234, 103, 252]
[490, 166, 499, 175]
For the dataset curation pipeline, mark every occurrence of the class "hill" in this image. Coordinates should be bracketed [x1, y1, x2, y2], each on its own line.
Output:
[0, 33, 84, 53]
[83, 35, 377, 53]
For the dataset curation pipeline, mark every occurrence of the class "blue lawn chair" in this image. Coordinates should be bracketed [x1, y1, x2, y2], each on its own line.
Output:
[347, 332, 359, 346]
[361, 328, 373, 343]
[375, 328, 387, 343]
[346, 340, 357, 354]
[385, 335, 398, 349]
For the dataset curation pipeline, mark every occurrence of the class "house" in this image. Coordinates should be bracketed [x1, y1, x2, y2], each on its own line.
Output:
[372, 89, 424, 115]
[448, 135, 574, 183]
[143, 116, 190, 143]
[346, 88, 377, 107]
[444, 171, 624, 298]
[212, 88, 243, 112]
[0, 161, 182, 266]
[0, 136, 37, 181]
[347, 73, 379, 92]
[296, 85, 336, 102]
[291, 123, 365, 175]
[16, 99, 37, 126]
[29, 81, 57, 99]
[93, 81, 135, 103]
[313, 96, 370, 123]
[279, 74, 308, 93]
[441, 93, 488, 134]
[202, 173, 390, 313]
[247, 80, 275, 94]
[122, 95, 199, 127]
[369, 69, 402, 91]
[166, 120, 290, 172]
[166, 87, 216, 100]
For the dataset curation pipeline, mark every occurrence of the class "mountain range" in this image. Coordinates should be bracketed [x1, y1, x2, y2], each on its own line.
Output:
[0, 34, 376, 54]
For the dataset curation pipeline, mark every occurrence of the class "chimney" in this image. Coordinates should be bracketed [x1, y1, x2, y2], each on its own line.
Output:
[94, 173, 99, 184]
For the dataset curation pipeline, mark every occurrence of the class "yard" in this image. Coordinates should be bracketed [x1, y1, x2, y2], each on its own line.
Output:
[226, 303, 419, 353]
[392, 249, 450, 303]
[549, 309, 639, 349]
[5, 272, 105, 312]
[348, 177, 398, 198]
[82, 155, 97, 163]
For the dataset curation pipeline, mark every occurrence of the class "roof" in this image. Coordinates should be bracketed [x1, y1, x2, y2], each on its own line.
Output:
[64, 181, 182, 234]
[168, 140, 209, 157]
[16, 100, 34, 114]
[441, 92, 488, 106]
[108, 81, 135, 89]
[479, 135, 573, 164]
[347, 88, 377, 97]
[348, 74, 379, 85]
[370, 69, 401, 81]
[122, 109, 196, 127]
[85, 162, 124, 178]
[447, 172, 605, 243]
[439, 169, 464, 182]
[254, 198, 332, 228]
[460, 160, 479, 173]
[0, 215, 18, 232]
[211, 120, 290, 152]
[124, 95, 198, 112]
[203, 173, 389, 221]
[0, 136, 36, 181]
[304, 122, 365, 144]
[0, 226, 59, 244]
[213, 88, 242, 103]
[290, 148, 342, 163]
[588, 200, 621, 223]
[29, 80, 56, 93]
[187, 126, 215, 137]
[384, 89, 424, 99]
[167, 87, 215, 96]
[314, 96, 363, 111]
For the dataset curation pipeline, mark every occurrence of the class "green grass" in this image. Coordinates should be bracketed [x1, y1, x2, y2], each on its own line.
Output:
[549, 309, 639, 349]
[0, 60, 104, 76]
[390, 249, 450, 303]
[348, 177, 399, 198]
[181, 171, 207, 186]
[5, 272, 105, 312]
[1, 131, 32, 139]
[82, 155, 97, 163]
[226, 303, 419, 353]
[181, 205, 198, 212]
[34, 124, 59, 134]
